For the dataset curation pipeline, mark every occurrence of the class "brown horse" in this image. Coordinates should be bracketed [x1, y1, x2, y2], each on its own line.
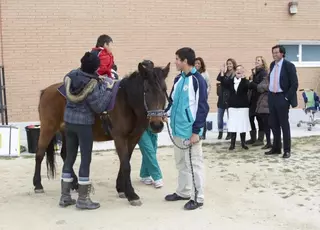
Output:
[33, 62, 170, 206]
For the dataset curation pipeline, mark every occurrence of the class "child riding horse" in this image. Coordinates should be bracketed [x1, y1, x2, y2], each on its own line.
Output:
[33, 59, 170, 207]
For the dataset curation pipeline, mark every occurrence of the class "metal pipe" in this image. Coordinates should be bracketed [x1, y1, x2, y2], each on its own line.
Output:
[1, 66, 7, 124]
[0, 66, 4, 125]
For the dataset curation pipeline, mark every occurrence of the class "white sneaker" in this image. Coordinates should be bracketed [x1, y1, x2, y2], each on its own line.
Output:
[153, 179, 163, 188]
[140, 177, 153, 185]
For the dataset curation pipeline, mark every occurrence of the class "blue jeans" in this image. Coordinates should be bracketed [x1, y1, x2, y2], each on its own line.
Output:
[138, 129, 162, 181]
[217, 108, 227, 132]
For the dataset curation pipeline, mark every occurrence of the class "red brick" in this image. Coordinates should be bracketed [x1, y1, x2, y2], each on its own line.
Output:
[0, 0, 319, 122]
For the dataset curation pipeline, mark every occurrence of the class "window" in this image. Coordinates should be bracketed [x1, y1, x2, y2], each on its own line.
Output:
[279, 41, 320, 67]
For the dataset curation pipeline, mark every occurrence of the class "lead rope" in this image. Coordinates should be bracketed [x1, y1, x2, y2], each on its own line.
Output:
[165, 121, 199, 204]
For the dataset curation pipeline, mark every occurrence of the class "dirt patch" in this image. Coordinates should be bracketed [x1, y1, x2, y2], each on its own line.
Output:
[0, 136, 319, 230]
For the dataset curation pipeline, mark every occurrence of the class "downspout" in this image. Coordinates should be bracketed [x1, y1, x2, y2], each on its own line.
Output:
[0, 0, 7, 125]
[0, 0, 4, 66]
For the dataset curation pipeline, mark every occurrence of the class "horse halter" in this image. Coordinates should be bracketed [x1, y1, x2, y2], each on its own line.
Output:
[143, 91, 166, 118]
[142, 71, 168, 119]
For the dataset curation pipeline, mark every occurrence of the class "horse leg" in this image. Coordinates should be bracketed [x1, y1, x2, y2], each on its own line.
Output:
[114, 137, 141, 206]
[126, 135, 142, 205]
[116, 168, 126, 198]
[33, 126, 55, 193]
[59, 131, 78, 191]
[116, 146, 135, 198]
[33, 147, 46, 193]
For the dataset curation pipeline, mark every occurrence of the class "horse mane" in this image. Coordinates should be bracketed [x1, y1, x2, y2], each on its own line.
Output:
[120, 66, 165, 93]
[119, 66, 166, 115]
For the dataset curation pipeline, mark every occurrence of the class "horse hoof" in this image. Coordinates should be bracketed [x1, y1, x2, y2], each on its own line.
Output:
[34, 189, 44, 194]
[118, 192, 126, 198]
[130, 200, 142, 206]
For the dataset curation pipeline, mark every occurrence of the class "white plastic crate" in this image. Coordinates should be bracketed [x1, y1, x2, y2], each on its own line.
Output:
[0, 125, 20, 157]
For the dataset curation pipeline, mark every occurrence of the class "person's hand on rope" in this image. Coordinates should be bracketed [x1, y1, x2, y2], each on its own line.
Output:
[190, 133, 200, 144]
[162, 115, 168, 123]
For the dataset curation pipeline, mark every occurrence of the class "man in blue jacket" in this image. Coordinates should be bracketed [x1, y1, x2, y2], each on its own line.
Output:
[164, 47, 209, 210]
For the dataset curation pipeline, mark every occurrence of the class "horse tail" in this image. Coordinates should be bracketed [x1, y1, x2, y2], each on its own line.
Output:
[45, 136, 56, 179]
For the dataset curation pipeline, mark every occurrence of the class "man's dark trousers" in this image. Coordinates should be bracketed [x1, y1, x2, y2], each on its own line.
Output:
[268, 92, 291, 153]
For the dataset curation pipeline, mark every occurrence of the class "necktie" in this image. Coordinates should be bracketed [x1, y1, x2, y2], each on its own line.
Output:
[273, 64, 278, 92]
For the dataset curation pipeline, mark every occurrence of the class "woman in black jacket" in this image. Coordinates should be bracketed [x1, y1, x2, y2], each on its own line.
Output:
[217, 65, 251, 150]
[246, 56, 268, 146]
[60, 52, 114, 210]
[216, 58, 237, 140]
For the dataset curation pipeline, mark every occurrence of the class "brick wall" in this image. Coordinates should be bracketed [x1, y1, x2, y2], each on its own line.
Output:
[1, 0, 320, 122]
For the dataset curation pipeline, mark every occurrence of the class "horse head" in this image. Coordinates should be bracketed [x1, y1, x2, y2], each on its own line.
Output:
[137, 61, 170, 133]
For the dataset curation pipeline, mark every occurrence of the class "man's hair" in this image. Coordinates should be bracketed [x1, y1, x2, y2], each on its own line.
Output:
[96, 34, 113, 47]
[272, 45, 286, 58]
[175, 47, 196, 66]
[80, 52, 100, 74]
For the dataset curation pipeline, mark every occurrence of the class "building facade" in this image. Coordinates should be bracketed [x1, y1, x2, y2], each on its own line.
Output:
[0, 0, 320, 122]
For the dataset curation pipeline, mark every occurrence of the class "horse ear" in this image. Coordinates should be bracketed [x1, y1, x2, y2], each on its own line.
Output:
[162, 62, 170, 79]
[138, 63, 147, 75]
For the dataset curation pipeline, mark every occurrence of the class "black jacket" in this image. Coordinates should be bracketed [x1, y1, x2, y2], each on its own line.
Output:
[217, 76, 251, 108]
[248, 68, 268, 116]
[216, 72, 234, 109]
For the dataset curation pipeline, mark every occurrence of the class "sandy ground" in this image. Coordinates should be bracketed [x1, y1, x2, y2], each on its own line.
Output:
[0, 135, 320, 230]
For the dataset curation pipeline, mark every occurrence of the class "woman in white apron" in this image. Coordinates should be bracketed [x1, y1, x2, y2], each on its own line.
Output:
[217, 65, 251, 150]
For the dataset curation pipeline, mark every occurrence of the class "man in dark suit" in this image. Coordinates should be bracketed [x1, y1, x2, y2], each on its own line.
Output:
[265, 45, 298, 158]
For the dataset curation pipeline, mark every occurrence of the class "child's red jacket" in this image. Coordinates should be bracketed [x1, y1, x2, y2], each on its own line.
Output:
[91, 47, 114, 77]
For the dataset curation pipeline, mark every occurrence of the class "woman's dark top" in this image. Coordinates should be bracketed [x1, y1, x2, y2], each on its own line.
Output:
[217, 76, 251, 108]
[248, 68, 268, 116]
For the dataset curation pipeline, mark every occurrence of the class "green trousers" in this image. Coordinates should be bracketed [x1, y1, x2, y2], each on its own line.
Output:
[138, 129, 162, 181]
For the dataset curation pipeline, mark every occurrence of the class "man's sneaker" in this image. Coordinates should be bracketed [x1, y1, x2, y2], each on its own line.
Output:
[165, 193, 190, 201]
[140, 177, 153, 185]
[184, 200, 203, 210]
[153, 179, 163, 188]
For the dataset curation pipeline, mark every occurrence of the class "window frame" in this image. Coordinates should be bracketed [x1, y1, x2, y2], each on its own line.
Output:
[278, 40, 320, 68]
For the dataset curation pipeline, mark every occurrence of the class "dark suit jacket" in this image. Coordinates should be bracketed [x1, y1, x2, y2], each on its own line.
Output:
[268, 59, 299, 108]
[217, 76, 250, 108]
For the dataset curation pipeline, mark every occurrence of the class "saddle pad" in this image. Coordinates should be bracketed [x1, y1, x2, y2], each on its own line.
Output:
[106, 80, 121, 111]
[57, 79, 121, 112]
[57, 84, 66, 97]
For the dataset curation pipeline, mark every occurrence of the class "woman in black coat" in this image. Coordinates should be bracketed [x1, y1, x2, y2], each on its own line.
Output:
[216, 58, 237, 140]
[217, 65, 251, 150]
[246, 56, 268, 146]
